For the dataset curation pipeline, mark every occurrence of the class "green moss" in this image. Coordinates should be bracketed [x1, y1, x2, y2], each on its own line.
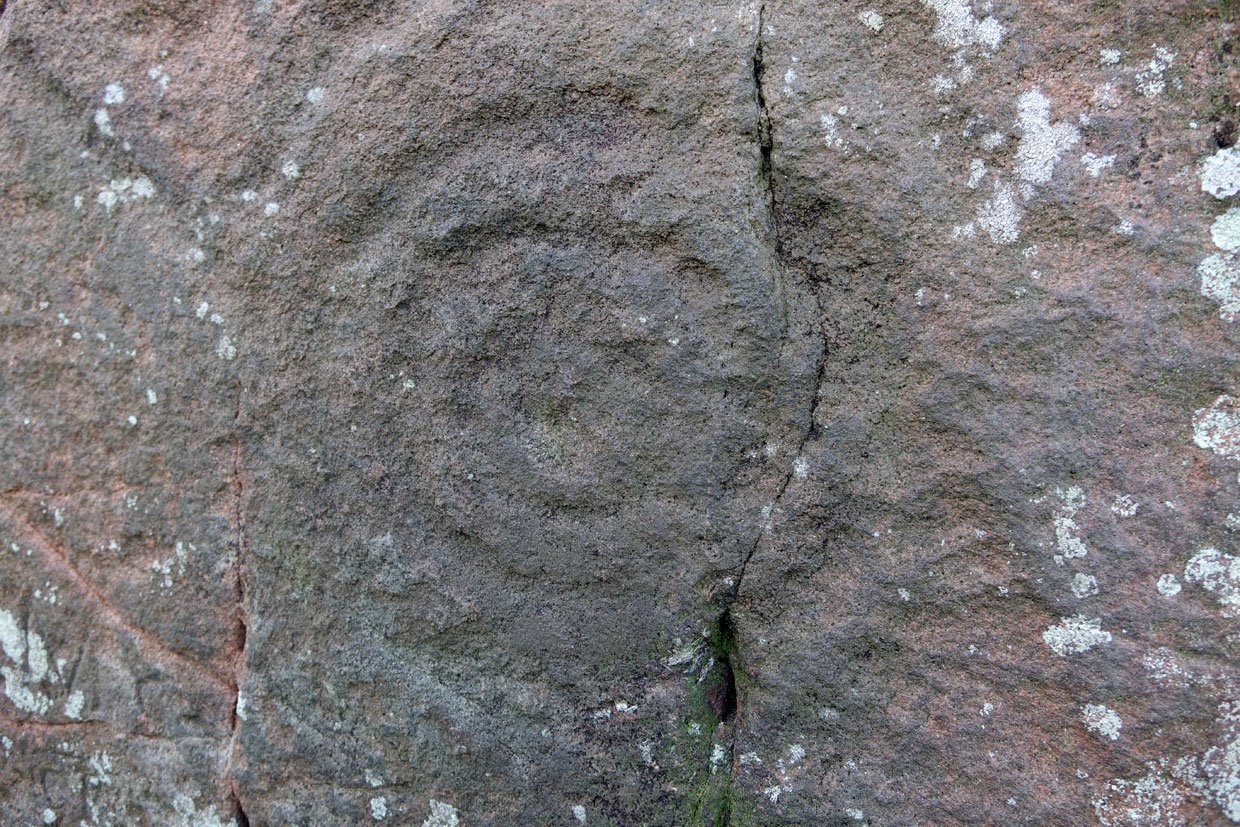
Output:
[670, 608, 757, 825]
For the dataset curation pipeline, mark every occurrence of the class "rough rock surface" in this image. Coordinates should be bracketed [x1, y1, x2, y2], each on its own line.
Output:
[1, 1, 1238, 824]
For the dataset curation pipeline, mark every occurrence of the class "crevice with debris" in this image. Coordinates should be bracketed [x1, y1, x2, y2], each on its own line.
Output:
[226, 383, 251, 827]
[753, 6, 775, 235]
[684, 607, 745, 826]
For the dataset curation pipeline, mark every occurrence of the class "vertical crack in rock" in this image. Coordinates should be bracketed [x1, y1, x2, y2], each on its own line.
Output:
[711, 6, 829, 821]
[753, 4, 776, 249]
[732, 0, 826, 606]
[226, 384, 251, 827]
[731, 3, 775, 606]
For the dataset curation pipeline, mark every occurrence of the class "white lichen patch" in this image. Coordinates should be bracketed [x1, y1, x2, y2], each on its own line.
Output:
[572, 803, 587, 823]
[921, 0, 1004, 51]
[171, 793, 232, 827]
[0, 607, 59, 716]
[1100, 48, 1122, 66]
[96, 177, 155, 211]
[1111, 494, 1139, 517]
[1095, 762, 1191, 826]
[1212, 208, 1240, 252]
[87, 751, 113, 786]
[821, 114, 848, 151]
[981, 131, 1005, 150]
[664, 638, 700, 669]
[1155, 573, 1183, 597]
[370, 796, 388, 820]
[1081, 153, 1115, 178]
[1096, 700, 1240, 824]
[306, 86, 326, 105]
[1042, 615, 1112, 656]
[64, 689, 85, 719]
[94, 108, 114, 137]
[1134, 45, 1176, 97]
[591, 699, 638, 720]
[1072, 573, 1099, 599]
[858, 10, 884, 32]
[282, 160, 301, 180]
[131, 177, 156, 199]
[1199, 254, 1240, 322]
[147, 65, 170, 90]
[216, 336, 237, 361]
[1081, 703, 1123, 740]
[264, 202, 280, 217]
[1015, 89, 1080, 187]
[763, 743, 808, 804]
[783, 67, 799, 94]
[1204, 701, 1240, 820]
[94, 83, 127, 140]
[966, 158, 986, 189]
[975, 180, 1022, 244]
[1184, 548, 1240, 617]
[1202, 147, 1240, 200]
[1054, 486, 1089, 560]
[422, 799, 459, 827]
[151, 541, 190, 590]
[710, 742, 727, 773]
[1194, 395, 1240, 459]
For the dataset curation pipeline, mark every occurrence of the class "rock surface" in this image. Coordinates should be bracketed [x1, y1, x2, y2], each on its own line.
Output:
[1, 1, 1238, 824]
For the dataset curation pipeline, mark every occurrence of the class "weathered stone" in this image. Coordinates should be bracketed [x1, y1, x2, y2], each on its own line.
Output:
[1, 1, 1237, 824]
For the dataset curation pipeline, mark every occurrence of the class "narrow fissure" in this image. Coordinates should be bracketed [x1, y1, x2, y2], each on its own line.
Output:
[229, 428, 248, 722]
[707, 4, 830, 822]
[230, 789, 250, 827]
[752, 3, 776, 239]
[227, 384, 250, 826]
[690, 608, 743, 827]
[732, 0, 830, 604]
[704, 609, 739, 724]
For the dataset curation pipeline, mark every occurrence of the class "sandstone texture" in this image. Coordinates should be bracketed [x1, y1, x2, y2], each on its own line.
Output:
[1, 1, 1239, 824]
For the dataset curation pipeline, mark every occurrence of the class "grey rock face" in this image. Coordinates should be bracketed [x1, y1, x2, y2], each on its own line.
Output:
[1, 1, 1238, 824]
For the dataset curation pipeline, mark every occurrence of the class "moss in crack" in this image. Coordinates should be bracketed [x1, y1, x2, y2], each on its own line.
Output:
[674, 608, 749, 825]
